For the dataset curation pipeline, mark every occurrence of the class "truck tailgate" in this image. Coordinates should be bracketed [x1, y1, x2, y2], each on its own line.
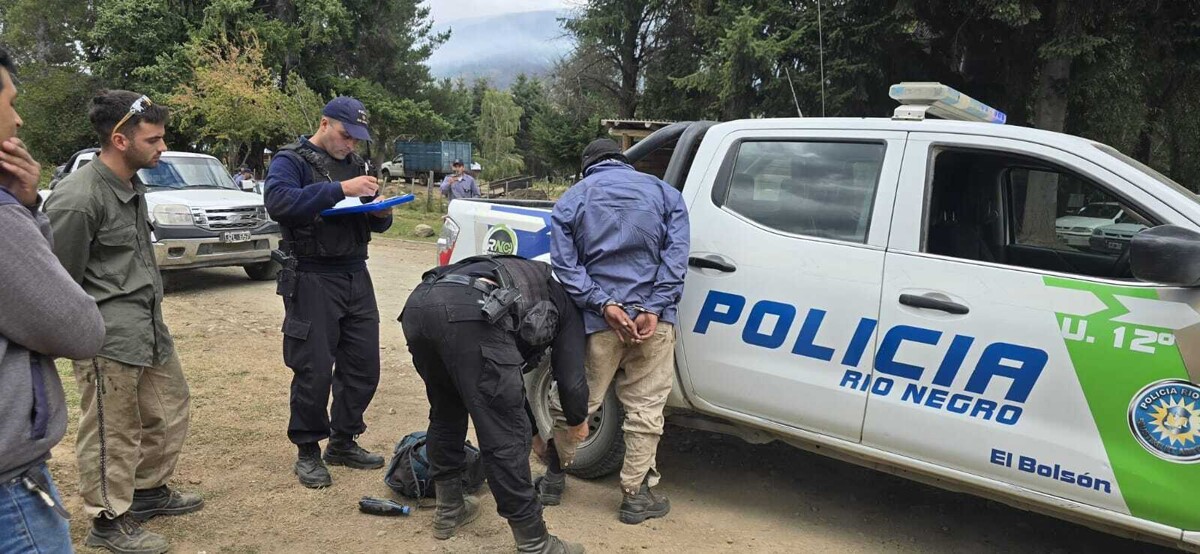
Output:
[447, 200, 556, 264]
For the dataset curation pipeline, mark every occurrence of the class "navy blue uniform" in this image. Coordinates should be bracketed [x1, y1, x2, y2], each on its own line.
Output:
[265, 138, 392, 446]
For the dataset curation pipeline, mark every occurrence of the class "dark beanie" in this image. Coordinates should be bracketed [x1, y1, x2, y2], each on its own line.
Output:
[581, 138, 626, 171]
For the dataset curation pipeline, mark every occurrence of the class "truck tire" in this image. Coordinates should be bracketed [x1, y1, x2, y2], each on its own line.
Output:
[565, 385, 626, 479]
[525, 356, 626, 480]
[244, 260, 281, 281]
[381, 170, 391, 183]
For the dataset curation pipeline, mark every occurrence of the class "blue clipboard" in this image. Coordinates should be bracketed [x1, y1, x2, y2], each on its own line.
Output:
[320, 194, 415, 217]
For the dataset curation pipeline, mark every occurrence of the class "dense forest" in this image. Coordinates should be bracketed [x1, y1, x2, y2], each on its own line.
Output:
[1, 0, 1197, 186]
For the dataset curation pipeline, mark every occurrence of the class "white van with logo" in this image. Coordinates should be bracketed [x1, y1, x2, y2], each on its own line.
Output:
[44, 149, 282, 280]
[439, 84, 1200, 551]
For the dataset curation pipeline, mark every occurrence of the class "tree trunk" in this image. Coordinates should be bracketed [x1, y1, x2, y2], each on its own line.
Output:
[1019, 0, 1072, 247]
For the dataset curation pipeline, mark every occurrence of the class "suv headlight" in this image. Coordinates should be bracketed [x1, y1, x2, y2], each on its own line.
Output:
[152, 204, 194, 226]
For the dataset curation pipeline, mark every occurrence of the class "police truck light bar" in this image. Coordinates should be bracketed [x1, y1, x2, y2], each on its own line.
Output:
[889, 82, 1007, 124]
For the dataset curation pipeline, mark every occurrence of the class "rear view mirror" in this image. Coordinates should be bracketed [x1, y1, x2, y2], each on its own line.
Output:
[1131, 225, 1200, 286]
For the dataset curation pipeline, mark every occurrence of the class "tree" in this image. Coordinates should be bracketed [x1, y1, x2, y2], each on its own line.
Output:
[87, 0, 192, 97]
[563, 0, 673, 117]
[333, 77, 451, 166]
[532, 59, 613, 179]
[0, 0, 88, 66]
[511, 74, 551, 177]
[14, 65, 102, 166]
[170, 38, 323, 169]
[425, 78, 475, 142]
[476, 89, 524, 180]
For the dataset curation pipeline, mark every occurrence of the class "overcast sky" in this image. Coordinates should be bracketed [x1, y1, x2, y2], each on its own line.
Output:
[428, 0, 575, 25]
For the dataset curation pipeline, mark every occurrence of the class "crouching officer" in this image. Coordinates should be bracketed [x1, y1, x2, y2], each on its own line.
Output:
[264, 96, 394, 488]
[400, 255, 589, 553]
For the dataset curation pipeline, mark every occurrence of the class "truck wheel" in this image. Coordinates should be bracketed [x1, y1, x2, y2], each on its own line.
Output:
[566, 385, 626, 479]
[525, 356, 626, 480]
[244, 260, 281, 281]
[382, 170, 391, 183]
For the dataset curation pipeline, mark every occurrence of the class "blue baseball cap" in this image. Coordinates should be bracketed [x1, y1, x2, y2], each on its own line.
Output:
[322, 96, 372, 141]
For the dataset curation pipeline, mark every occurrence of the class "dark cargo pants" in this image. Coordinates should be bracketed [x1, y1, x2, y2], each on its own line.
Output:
[281, 269, 381, 445]
[400, 282, 541, 524]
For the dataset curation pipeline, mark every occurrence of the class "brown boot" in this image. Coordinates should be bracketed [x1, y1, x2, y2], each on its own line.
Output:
[432, 478, 480, 539]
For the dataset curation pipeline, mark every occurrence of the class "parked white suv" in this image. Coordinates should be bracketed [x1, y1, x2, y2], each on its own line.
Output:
[44, 150, 282, 280]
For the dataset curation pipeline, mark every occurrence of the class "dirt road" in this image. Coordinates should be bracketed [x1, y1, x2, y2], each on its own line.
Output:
[50, 238, 1172, 553]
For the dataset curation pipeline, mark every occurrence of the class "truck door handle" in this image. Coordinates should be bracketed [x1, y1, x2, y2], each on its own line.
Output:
[688, 256, 736, 273]
[899, 294, 969, 315]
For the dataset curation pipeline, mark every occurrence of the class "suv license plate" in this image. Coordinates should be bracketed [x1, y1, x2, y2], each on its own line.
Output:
[1107, 240, 1123, 250]
[221, 231, 252, 243]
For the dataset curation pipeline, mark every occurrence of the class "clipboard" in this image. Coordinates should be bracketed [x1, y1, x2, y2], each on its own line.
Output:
[320, 194, 415, 217]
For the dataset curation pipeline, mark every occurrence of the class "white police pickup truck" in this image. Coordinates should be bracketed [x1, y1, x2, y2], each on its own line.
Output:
[44, 149, 281, 280]
[438, 83, 1200, 551]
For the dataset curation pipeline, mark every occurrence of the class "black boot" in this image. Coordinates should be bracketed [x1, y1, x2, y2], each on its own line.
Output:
[295, 443, 332, 489]
[324, 435, 385, 469]
[433, 477, 480, 540]
[619, 481, 670, 525]
[129, 485, 204, 521]
[535, 471, 565, 506]
[510, 516, 585, 553]
[86, 513, 170, 554]
[535, 439, 566, 506]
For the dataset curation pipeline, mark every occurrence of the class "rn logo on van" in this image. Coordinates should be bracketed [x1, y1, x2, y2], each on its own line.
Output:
[1129, 379, 1200, 463]
[484, 225, 518, 256]
[693, 290, 1048, 426]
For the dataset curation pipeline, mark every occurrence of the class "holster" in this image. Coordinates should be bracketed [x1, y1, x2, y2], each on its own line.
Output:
[273, 249, 299, 298]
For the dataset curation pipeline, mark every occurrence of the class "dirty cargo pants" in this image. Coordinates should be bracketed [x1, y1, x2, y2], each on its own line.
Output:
[73, 353, 191, 518]
[400, 282, 543, 524]
[281, 270, 381, 446]
[551, 324, 675, 494]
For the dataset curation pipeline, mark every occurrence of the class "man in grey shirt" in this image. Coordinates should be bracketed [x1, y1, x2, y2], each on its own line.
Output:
[0, 47, 106, 554]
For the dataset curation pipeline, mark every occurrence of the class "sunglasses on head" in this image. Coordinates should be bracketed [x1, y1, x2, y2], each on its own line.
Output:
[112, 95, 153, 137]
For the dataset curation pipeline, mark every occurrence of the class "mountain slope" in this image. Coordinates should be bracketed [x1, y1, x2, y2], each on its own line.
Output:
[427, 10, 573, 89]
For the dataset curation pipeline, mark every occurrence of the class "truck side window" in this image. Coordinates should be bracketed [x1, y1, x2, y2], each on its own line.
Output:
[924, 148, 1158, 279]
[719, 141, 886, 243]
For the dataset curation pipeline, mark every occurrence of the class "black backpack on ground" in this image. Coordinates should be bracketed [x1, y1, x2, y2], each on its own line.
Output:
[384, 431, 485, 500]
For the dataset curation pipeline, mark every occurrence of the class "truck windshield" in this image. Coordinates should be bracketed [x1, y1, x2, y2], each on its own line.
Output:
[1092, 143, 1199, 202]
[139, 157, 237, 190]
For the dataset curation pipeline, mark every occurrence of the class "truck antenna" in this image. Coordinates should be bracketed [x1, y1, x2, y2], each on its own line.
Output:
[818, 0, 826, 117]
[785, 66, 803, 117]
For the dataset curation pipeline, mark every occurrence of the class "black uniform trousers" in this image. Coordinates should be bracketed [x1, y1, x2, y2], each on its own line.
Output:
[282, 269, 381, 445]
[400, 282, 541, 524]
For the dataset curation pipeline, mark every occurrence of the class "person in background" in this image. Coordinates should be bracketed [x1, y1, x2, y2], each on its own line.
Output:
[0, 45, 107, 554]
[233, 167, 254, 189]
[440, 159, 480, 201]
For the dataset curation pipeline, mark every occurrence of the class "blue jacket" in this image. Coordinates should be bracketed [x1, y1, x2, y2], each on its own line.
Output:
[264, 137, 392, 233]
[550, 161, 691, 335]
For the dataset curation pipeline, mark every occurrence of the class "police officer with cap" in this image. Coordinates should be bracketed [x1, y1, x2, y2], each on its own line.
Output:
[264, 96, 394, 489]
[400, 255, 588, 553]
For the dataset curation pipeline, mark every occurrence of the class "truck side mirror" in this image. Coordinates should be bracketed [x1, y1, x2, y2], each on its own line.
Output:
[1131, 225, 1200, 286]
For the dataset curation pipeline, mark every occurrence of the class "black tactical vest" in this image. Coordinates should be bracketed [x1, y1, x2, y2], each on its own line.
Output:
[425, 256, 554, 321]
[275, 140, 372, 261]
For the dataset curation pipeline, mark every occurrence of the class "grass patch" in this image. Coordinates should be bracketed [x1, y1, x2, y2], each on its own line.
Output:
[56, 359, 80, 411]
[380, 190, 446, 242]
